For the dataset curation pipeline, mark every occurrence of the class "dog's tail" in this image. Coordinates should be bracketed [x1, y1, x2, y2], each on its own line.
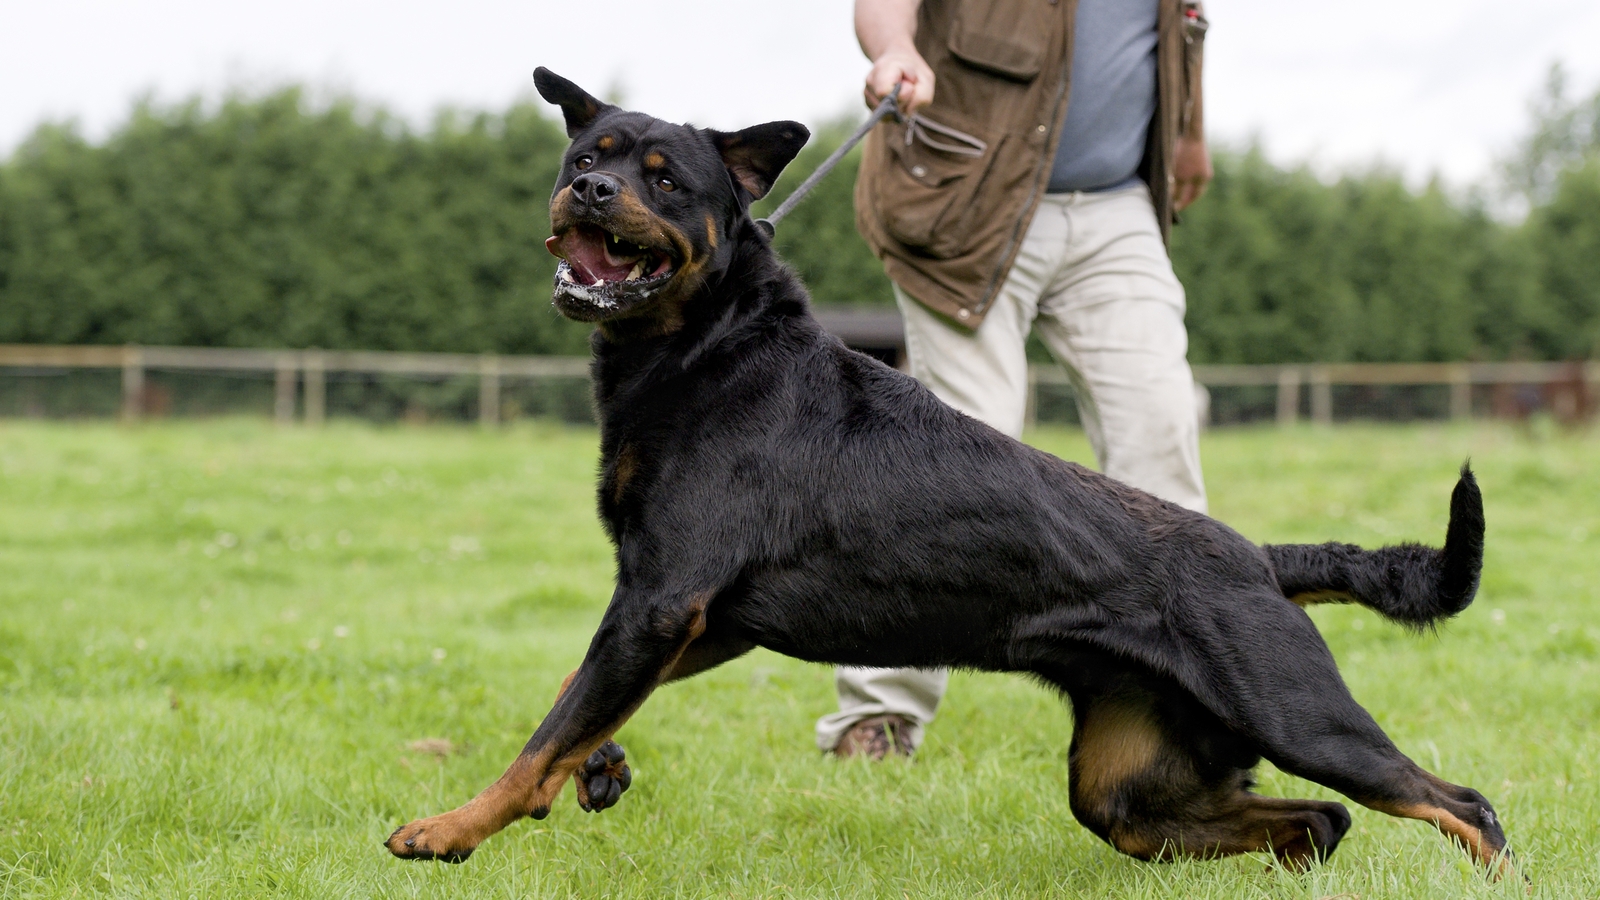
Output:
[1264, 464, 1484, 628]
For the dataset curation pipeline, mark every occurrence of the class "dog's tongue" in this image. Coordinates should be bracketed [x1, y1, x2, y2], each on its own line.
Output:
[546, 225, 638, 285]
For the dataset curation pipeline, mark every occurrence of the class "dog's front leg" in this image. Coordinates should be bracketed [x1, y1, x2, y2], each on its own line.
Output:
[385, 594, 709, 862]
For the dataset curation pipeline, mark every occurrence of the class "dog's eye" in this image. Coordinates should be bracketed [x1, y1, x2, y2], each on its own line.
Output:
[574, 155, 593, 171]
[657, 177, 676, 192]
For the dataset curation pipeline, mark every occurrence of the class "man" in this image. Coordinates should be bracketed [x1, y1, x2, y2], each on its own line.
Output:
[818, 0, 1213, 759]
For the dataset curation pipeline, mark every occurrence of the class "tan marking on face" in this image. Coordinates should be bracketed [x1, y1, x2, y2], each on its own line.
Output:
[705, 214, 718, 251]
[551, 189, 688, 257]
[1070, 701, 1164, 809]
[596, 135, 614, 151]
[643, 151, 665, 169]
[550, 185, 575, 211]
[548, 182, 701, 338]
[547, 186, 579, 242]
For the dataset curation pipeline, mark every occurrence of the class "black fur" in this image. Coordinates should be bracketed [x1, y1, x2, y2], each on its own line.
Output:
[384, 72, 1513, 875]
[1266, 465, 1484, 626]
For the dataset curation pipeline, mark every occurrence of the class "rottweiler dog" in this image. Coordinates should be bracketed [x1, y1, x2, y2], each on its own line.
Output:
[386, 68, 1512, 876]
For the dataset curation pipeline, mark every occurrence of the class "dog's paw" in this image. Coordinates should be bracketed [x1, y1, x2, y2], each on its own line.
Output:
[574, 740, 631, 812]
[385, 814, 477, 863]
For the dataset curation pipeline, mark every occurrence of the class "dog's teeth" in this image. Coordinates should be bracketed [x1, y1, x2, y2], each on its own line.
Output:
[626, 261, 644, 282]
[559, 268, 576, 283]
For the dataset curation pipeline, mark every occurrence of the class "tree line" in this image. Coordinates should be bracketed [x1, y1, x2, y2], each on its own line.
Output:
[1, 73, 1597, 363]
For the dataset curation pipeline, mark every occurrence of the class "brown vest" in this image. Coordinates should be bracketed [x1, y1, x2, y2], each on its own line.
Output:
[853, 0, 1205, 327]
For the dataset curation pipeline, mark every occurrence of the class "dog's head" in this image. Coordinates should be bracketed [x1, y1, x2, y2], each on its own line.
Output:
[534, 68, 809, 328]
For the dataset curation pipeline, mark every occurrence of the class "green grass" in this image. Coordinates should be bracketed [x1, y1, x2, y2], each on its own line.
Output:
[1, 418, 1596, 898]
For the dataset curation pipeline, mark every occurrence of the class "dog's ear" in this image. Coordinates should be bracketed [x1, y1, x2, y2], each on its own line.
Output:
[709, 121, 811, 201]
[533, 67, 612, 137]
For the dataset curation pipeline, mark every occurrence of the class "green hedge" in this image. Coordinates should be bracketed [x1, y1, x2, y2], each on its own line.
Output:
[1, 88, 1597, 362]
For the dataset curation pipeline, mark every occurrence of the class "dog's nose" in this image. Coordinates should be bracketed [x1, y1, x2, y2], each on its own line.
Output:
[571, 173, 620, 207]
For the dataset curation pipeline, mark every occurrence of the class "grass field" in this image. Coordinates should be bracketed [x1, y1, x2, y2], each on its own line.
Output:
[0, 418, 1596, 898]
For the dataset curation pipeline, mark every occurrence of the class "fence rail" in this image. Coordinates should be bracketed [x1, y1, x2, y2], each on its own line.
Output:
[1, 344, 1595, 427]
[1034, 360, 1599, 427]
[0, 344, 591, 426]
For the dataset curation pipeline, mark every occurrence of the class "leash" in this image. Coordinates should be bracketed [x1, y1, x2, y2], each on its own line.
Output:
[754, 84, 902, 238]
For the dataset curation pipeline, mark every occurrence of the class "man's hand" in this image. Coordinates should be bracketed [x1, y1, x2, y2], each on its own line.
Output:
[865, 46, 935, 113]
[1172, 135, 1212, 211]
[856, 0, 934, 114]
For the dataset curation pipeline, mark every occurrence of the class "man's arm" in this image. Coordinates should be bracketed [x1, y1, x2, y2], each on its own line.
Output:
[856, 0, 935, 113]
[1172, 20, 1211, 211]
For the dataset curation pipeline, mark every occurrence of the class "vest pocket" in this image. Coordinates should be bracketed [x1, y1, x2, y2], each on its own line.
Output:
[880, 114, 1002, 259]
[947, 0, 1051, 82]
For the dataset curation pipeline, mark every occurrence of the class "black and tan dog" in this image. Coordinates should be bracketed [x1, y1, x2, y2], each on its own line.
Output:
[386, 69, 1511, 875]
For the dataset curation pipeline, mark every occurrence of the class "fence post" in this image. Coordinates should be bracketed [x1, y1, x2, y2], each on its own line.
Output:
[1310, 366, 1333, 426]
[303, 349, 326, 427]
[274, 353, 298, 426]
[1586, 360, 1600, 421]
[1276, 367, 1300, 426]
[479, 353, 501, 429]
[121, 344, 144, 424]
[1449, 363, 1472, 421]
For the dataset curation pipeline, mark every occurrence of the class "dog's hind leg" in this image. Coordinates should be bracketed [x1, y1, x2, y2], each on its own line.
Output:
[386, 591, 725, 862]
[1169, 591, 1513, 875]
[1063, 678, 1351, 869]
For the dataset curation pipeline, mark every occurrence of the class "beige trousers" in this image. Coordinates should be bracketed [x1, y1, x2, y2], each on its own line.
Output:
[816, 185, 1207, 751]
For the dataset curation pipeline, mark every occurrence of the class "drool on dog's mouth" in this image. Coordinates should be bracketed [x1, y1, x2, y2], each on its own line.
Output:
[545, 224, 678, 321]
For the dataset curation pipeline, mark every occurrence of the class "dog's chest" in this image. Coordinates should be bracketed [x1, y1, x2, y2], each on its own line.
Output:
[603, 442, 642, 508]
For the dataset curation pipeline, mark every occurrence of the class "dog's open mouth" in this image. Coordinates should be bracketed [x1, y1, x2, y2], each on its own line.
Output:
[545, 224, 677, 320]
[549, 225, 674, 285]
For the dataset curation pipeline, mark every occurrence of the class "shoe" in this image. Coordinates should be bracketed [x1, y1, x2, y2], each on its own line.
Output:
[830, 714, 915, 760]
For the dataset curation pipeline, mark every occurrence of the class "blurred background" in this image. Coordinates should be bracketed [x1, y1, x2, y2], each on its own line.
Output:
[2, 0, 1599, 426]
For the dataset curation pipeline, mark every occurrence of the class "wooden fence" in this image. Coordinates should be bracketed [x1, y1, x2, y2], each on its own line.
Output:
[1, 343, 1595, 427]
[0, 344, 588, 426]
[1032, 360, 1599, 427]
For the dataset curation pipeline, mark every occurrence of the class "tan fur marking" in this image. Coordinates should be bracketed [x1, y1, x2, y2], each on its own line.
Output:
[1071, 701, 1163, 808]
[1288, 589, 1355, 607]
[385, 745, 558, 858]
[554, 668, 578, 703]
[1385, 802, 1490, 862]
[549, 177, 698, 337]
[705, 214, 718, 251]
[1105, 825, 1166, 860]
[611, 444, 638, 504]
[643, 151, 665, 169]
[572, 596, 710, 806]
[1375, 797, 1513, 878]
[549, 185, 576, 222]
[551, 189, 687, 258]
[387, 595, 717, 858]
[1105, 794, 1347, 869]
[596, 135, 614, 150]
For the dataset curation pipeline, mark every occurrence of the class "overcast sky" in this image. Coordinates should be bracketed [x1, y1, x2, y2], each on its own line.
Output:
[4, 0, 1598, 189]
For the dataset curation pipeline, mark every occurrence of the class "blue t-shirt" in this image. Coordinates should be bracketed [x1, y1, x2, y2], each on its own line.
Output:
[1046, 0, 1159, 193]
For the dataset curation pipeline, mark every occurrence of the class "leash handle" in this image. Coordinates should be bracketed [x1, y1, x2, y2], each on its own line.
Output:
[754, 84, 902, 238]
